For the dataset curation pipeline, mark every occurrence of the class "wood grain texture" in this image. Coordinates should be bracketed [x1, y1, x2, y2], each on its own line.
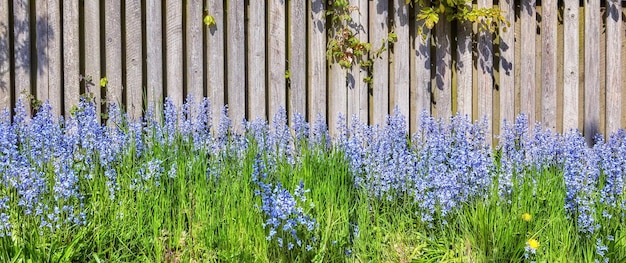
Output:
[35, 0, 49, 103]
[412, 0, 431, 131]
[520, 0, 536, 126]
[227, 0, 245, 131]
[371, 0, 388, 126]
[347, 0, 368, 123]
[186, 0, 203, 104]
[206, 0, 225, 129]
[248, 0, 266, 120]
[308, 0, 326, 121]
[146, 0, 163, 113]
[541, 0, 557, 131]
[435, 20, 451, 120]
[84, 0, 101, 116]
[563, 0, 578, 132]
[457, 17, 472, 118]
[63, 0, 80, 116]
[166, 0, 183, 107]
[605, 0, 621, 134]
[105, 0, 123, 107]
[477, 0, 493, 144]
[126, 0, 143, 118]
[0, 0, 10, 111]
[268, 0, 286, 124]
[13, 0, 31, 111]
[393, 0, 409, 128]
[288, 0, 306, 123]
[328, 22, 346, 135]
[499, 0, 514, 130]
[47, 0, 62, 116]
[584, 0, 600, 145]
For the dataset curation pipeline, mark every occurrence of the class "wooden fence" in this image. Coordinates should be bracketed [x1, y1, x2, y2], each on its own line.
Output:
[0, 0, 625, 144]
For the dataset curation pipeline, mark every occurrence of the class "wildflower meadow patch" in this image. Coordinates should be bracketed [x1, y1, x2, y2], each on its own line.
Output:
[0, 96, 625, 262]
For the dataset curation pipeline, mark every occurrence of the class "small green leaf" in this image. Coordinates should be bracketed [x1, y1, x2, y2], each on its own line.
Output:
[203, 15, 216, 27]
[100, 77, 108, 88]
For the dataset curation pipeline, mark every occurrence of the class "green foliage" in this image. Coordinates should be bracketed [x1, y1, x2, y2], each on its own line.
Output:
[413, 0, 509, 36]
[325, 1, 371, 69]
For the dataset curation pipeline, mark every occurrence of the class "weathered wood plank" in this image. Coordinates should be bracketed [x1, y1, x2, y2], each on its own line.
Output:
[412, 0, 431, 131]
[328, 20, 346, 135]
[392, 0, 409, 128]
[63, 0, 80, 116]
[477, 0, 493, 143]
[47, 0, 62, 116]
[248, 0, 266, 120]
[457, 14, 472, 118]
[288, 0, 306, 122]
[605, 0, 622, 134]
[206, 0, 225, 129]
[541, 0, 557, 131]
[499, 0, 514, 130]
[84, 0, 101, 116]
[308, 0, 326, 121]
[186, 0, 203, 104]
[371, 0, 388, 125]
[0, 0, 10, 111]
[584, 0, 600, 144]
[347, 0, 368, 123]
[105, 0, 123, 106]
[13, 0, 31, 111]
[166, 0, 183, 107]
[227, 0, 245, 130]
[520, 0, 536, 126]
[268, 0, 286, 124]
[435, 20, 451, 120]
[35, 0, 49, 103]
[563, 0, 578, 132]
[146, 0, 163, 114]
[126, 0, 143, 118]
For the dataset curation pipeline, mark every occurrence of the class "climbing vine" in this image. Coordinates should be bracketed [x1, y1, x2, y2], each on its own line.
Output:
[413, 0, 509, 35]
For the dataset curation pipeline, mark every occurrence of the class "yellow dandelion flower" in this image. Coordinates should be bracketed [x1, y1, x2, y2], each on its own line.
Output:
[522, 213, 532, 222]
[527, 238, 540, 250]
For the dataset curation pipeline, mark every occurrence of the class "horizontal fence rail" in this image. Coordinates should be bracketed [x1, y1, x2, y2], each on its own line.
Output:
[1, 0, 626, 145]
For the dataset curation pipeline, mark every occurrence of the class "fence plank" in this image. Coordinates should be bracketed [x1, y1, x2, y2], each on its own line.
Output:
[584, 0, 600, 144]
[268, 0, 286, 124]
[84, 0, 101, 116]
[563, 0, 578, 132]
[392, 0, 409, 127]
[186, 0, 203, 104]
[166, 1, 183, 107]
[288, 0, 306, 122]
[520, 0, 536, 126]
[605, 0, 622, 134]
[371, 0, 388, 125]
[13, 0, 31, 110]
[248, 0, 266, 120]
[412, 0, 431, 131]
[105, 0, 123, 107]
[347, 0, 368, 123]
[308, 0, 326, 121]
[435, 21, 451, 120]
[206, 0, 225, 129]
[47, 0, 62, 116]
[126, 0, 143, 118]
[227, 0, 245, 130]
[477, 0, 493, 143]
[499, 0, 514, 129]
[35, 1, 49, 103]
[146, 0, 163, 113]
[457, 8, 472, 118]
[63, 0, 80, 116]
[329, 62, 346, 135]
[0, 0, 10, 111]
[541, 0, 557, 131]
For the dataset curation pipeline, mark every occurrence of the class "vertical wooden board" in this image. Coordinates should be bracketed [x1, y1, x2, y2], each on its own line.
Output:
[435, 21, 451, 120]
[357, 0, 368, 123]
[63, 0, 80, 115]
[13, 0, 31, 110]
[288, 0, 306, 122]
[563, 0, 578, 132]
[166, 0, 183, 107]
[206, 0, 224, 129]
[35, 1, 49, 103]
[0, 0, 9, 111]
[412, 0, 431, 131]
[347, 0, 368, 123]
[328, 63, 346, 136]
[477, 0, 493, 144]
[105, 0, 123, 106]
[605, 0, 621, 134]
[457, 17, 472, 118]
[541, 0, 557, 131]
[371, 0, 388, 125]
[308, 0, 326, 121]
[227, 0, 245, 130]
[126, 0, 143, 118]
[499, 0, 514, 130]
[47, 0, 62, 116]
[186, 0, 203, 104]
[584, 0, 600, 144]
[393, 0, 409, 128]
[268, 0, 286, 124]
[84, 0, 101, 116]
[146, 0, 163, 113]
[248, 0, 266, 120]
[520, 0, 536, 126]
